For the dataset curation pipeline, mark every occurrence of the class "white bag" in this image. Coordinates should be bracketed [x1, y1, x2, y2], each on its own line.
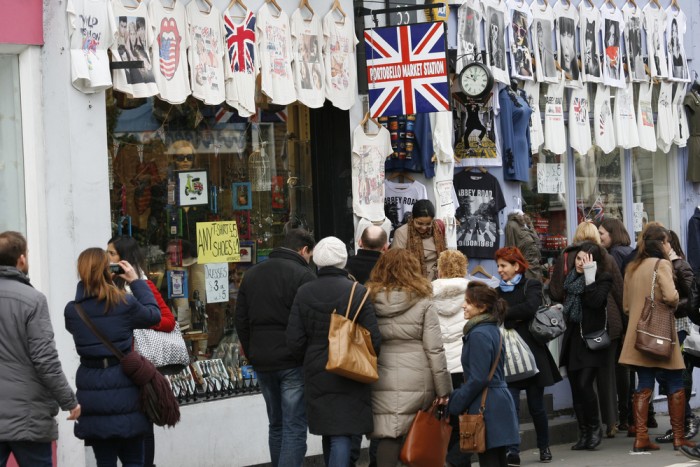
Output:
[683, 325, 700, 358]
[134, 322, 190, 372]
[501, 328, 539, 383]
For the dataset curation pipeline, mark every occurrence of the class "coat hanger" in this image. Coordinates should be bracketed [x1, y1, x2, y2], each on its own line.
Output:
[226, 0, 247, 15]
[669, 0, 680, 12]
[386, 171, 415, 183]
[160, 0, 175, 10]
[265, 0, 282, 15]
[584, 0, 595, 8]
[540, 0, 548, 10]
[604, 0, 617, 10]
[360, 111, 382, 134]
[469, 264, 493, 279]
[197, 0, 212, 13]
[299, 0, 314, 18]
[624, 0, 638, 8]
[331, 0, 347, 22]
[464, 165, 488, 174]
[122, 0, 141, 8]
[648, 0, 661, 9]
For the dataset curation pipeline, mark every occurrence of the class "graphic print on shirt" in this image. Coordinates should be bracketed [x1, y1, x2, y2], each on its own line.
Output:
[557, 16, 579, 84]
[579, 8, 602, 82]
[457, 2, 482, 72]
[530, 4, 557, 83]
[298, 32, 322, 91]
[116, 15, 155, 84]
[455, 102, 498, 166]
[644, 5, 668, 79]
[329, 32, 352, 92]
[191, 25, 222, 91]
[79, 12, 104, 69]
[510, 8, 534, 80]
[224, 10, 255, 74]
[623, 5, 646, 82]
[454, 172, 505, 259]
[601, 5, 625, 89]
[485, 4, 509, 84]
[264, 22, 291, 80]
[354, 147, 385, 206]
[667, 10, 689, 82]
[157, 17, 182, 80]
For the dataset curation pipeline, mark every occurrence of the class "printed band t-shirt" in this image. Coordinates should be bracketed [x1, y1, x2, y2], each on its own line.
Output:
[594, 84, 616, 154]
[257, 6, 296, 106]
[483, 0, 510, 85]
[656, 81, 675, 154]
[578, 2, 602, 84]
[637, 82, 657, 151]
[530, 2, 558, 84]
[600, 5, 625, 89]
[187, 2, 226, 105]
[613, 81, 640, 150]
[523, 81, 544, 153]
[643, 3, 668, 79]
[553, 0, 581, 88]
[291, 9, 325, 109]
[223, 9, 257, 117]
[352, 125, 393, 222]
[149, 0, 191, 104]
[67, 0, 115, 93]
[507, 0, 534, 81]
[454, 170, 506, 259]
[384, 180, 429, 238]
[666, 7, 690, 83]
[323, 13, 358, 111]
[543, 77, 566, 155]
[568, 86, 592, 155]
[623, 3, 647, 83]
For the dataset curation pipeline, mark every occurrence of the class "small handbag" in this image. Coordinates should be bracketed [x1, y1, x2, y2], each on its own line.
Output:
[529, 303, 567, 344]
[635, 259, 676, 360]
[134, 322, 190, 374]
[325, 282, 378, 383]
[501, 328, 539, 383]
[400, 402, 452, 467]
[459, 334, 503, 454]
[581, 306, 611, 351]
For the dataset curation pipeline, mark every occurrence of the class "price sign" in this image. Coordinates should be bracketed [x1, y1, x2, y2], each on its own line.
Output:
[537, 163, 564, 194]
[633, 202, 645, 233]
[204, 263, 229, 303]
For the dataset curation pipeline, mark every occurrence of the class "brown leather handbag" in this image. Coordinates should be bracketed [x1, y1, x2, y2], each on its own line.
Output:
[399, 402, 452, 467]
[325, 282, 378, 383]
[459, 333, 503, 453]
[635, 259, 677, 360]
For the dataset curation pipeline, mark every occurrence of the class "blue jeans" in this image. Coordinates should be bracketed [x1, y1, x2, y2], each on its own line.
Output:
[637, 366, 683, 394]
[91, 436, 145, 467]
[257, 367, 308, 467]
[507, 386, 549, 453]
[0, 441, 52, 467]
[322, 435, 352, 467]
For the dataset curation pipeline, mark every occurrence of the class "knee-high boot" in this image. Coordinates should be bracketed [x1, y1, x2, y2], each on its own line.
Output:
[633, 389, 660, 452]
[670, 389, 697, 450]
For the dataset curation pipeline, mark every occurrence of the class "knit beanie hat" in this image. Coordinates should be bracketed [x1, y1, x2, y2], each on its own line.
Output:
[313, 236, 347, 269]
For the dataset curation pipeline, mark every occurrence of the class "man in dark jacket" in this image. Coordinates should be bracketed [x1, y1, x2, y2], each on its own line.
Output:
[235, 229, 316, 467]
[0, 231, 81, 466]
[346, 225, 387, 284]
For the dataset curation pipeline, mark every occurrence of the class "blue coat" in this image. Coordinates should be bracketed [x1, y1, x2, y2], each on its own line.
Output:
[448, 322, 520, 449]
[64, 280, 161, 440]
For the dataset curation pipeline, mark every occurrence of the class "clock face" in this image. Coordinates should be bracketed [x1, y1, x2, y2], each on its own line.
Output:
[460, 64, 491, 98]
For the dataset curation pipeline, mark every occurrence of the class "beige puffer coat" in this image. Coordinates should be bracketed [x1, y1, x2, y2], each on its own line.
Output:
[370, 289, 453, 439]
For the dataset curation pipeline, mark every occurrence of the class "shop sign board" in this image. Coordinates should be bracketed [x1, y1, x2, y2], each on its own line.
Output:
[196, 221, 240, 264]
[536, 163, 564, 194]
[364, 21, 450, 117]
[204, 263, 229, 303]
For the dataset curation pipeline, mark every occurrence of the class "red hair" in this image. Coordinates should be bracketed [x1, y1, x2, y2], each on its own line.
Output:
[494, 247, 529, 271]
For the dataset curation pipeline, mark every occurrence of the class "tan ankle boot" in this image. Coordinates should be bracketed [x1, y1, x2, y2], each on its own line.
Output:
[670, 390, 697, 450]
[633, 389, 660, 452]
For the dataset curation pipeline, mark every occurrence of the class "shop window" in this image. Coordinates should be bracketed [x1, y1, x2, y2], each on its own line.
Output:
[574, 147, 625, 224]
[631, 147, 674, 236]
[107, 92, 314, 402]
[0, 55, 26, 233]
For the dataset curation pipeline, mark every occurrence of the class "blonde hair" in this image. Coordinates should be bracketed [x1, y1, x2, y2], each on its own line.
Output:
[573, 221, 601, 245]
[366, 249, 432, 300]
[437, 250, 468, 279]
[168, 140, 195, 155]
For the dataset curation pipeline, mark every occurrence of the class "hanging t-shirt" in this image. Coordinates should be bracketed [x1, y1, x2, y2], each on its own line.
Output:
[568, 86, 592, 155]
[483, 0, 510, 85]
[578, 2, 603, 84]
[594, 84, 616, 154]
[455, 97, 502, 167]
[530, 1, 558, 84]
[257, 5, 296, 106]
[523, 81, 544, 154]
[543, 77, 566, 155]
[623, 3, 647, 83]
[684, 90, 700, 182]
[352, 125, 393, 222]
[432, 111, 458, 248]
[149, 0, 190, 104]
[674, 83, 690, 148]
[553, 0, 581, 88]
[454, 170, 506, 259]
[223, 8, 257, 117]
[67, 0, 115, 94]
[600, 5, 625, 89]
[186, 2, 226, 105]
[457, 0, 483, 73]
[499, 87, 532, 182]
[656, 81, 675, 154]
[507, 0, 534, 81]
[613, 81, 639, 150]
[643, 3, 668, 79]
[637, 82, 657, 152]
[384, 180, 429, 238]
[291, 9, 325, 108]
[666, 7, 690, 83]
[323, 12, 358, 111]
[111, 1, 159, 98]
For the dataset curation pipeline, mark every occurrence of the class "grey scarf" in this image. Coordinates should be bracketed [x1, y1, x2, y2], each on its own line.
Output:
[563, 270, 586, 324]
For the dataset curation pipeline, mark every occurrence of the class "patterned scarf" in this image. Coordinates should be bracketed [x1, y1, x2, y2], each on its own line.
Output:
[563, 270, 586, 324]
[407, 218, 447, 278]
[463, 312, 498, 335]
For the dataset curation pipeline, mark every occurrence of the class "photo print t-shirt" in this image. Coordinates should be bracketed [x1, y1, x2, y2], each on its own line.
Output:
[578, 2, 602, 84]
[352, 125, 393, 222]
[67, 0, 115, 93]
[483, 0, 510, 85]
[656, 81, 675, 154]
[623, 2, 647, 83]
[674, 83, 690, 147]
[291, 9, 325, 108]
[543, 76, 566, 155]
[568, 85, 592, 155]
[637, 82, 657, 151]
[149, 0, 191, 104]
[666, 7, 690, 82]
[507, 0, 534, 81]
[323, 12, 359, 111]
[257, 5, 296, 106]
[530, 1, 558, 84]
[454, 170, 506, 259]
[457, 0, 483, 72]
[523, 81, 544, 154]
[600, 4, 625, 89]
[594, 83, 616, 154]
[223, 8, 257, 117]
[553, 0, 581, 88]
[186, 2, 226, 105]
[384, 180, 428, 239]
[613, 81, 639, 150]
[643, 3, 668, 79]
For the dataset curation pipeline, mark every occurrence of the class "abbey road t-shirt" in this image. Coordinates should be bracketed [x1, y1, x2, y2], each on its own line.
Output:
[352, 125, 393, 222]
[613, 81, 639, 150]
[666, 7, 690, 82]
[643, 2, 668, 79]
[457, 0, 483, 73]
[257, 5, 296, 106]
[384, 180, 428, 238]
[507, 0, 534, 81]
[600, 4, 625, 89]
[187, 2, 226, 105]
[454, 170, 506, 259]
[223, 8, 257, 117]
[523, 81, 544, 154]
[530, 1, 558, 84]
[149, 0, 191, 104]
[543, 77, 566, 155]
[637, 82, 657, 151]
[568, 86, 592, 155]
[553, 0, 581, 88]
[656, 81, 674, 154]
[67, 0, 115, 93]
[578, 1, 602, 84]
[324, 12, 358, 111]
[623, 2, 647, 83]
[594, 84, 616, 154]
[291, 9, 325, 108]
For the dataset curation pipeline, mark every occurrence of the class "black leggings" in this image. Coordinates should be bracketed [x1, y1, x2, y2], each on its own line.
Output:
[477, 446, 507, 467]
[569, 367, 600, 425]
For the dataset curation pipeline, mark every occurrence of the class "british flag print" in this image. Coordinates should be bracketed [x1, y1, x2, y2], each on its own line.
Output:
[364, 22, 450, 118]
[224, 10, 256, 74]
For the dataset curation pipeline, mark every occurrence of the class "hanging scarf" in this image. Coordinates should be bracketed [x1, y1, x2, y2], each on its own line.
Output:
[563, 270, 586, 324]
[499, 273, 523, 292]
[407, 218, 447, 278]
[463, 312, 498, 335]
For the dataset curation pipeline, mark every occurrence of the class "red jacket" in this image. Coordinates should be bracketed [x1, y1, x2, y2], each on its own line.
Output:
[146, 280, 176, 332]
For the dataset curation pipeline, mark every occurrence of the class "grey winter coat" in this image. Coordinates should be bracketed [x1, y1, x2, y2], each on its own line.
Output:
[0, 266, 78, 442]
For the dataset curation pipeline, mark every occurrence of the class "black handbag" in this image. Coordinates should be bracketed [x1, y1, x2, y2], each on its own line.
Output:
[581, 306, 611, 351]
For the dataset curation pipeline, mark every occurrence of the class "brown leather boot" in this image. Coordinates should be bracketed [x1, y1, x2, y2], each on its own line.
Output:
[670, 389, 697, 450]
[633, 389, 660, 452]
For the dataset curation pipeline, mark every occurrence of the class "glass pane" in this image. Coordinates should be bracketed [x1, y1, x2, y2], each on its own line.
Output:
[631, 147, 672, 236]
[574, 147, 625, 224]
[0, 55, 26, 233]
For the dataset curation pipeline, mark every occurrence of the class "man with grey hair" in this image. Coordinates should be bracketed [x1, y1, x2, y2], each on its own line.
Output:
[346, 225, 388, 284]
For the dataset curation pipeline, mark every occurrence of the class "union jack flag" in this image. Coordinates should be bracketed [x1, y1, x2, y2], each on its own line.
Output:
[224, 10, 256, 74]
[364, 22, 450, 118]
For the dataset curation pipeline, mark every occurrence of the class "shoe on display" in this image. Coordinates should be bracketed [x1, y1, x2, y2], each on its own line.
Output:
[539, 447, 552, 463]
[506, 453, 520, 466]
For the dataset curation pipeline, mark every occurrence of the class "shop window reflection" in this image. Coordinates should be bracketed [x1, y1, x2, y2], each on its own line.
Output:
[574, 147, 625, 225]
[631, 147, 673, 236]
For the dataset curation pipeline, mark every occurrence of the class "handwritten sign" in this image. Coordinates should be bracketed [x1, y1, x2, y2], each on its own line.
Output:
[196, 221, 240, 264]
[633, 203, 645, 233]
[204, 263, 229, 303]
[537, 163, 564, 194]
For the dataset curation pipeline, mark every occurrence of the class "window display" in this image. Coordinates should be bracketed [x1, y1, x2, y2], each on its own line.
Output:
[0, 56, 25, 233]
[631, 148, 676, 236]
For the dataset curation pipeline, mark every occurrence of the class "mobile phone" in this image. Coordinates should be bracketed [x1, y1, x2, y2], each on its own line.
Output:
[109, 264, 125, 275]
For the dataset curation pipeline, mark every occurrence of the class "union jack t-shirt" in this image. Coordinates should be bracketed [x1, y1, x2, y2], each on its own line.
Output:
[224, 8, 257, 117]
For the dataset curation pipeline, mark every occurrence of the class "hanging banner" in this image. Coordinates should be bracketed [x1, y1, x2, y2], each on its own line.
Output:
[196, 221, 241, 264]
[364, 22, 450, 117]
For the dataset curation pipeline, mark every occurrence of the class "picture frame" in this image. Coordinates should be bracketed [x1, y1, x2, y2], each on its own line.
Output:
[177, 170, 209, 207]
[238, 241, 256, 263]
[235, 211, 251, 240]
[232, 182, 252, 210]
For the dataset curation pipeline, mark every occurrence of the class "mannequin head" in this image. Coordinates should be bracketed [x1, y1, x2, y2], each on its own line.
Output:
[168, 140, 196, 171]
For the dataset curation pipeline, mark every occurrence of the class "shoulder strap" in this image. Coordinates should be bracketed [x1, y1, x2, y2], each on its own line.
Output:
[351, 289, 371, 324]
[479, 332, 503, 412]
[343, 282, 359, 319]
[651, 258, 662, 299]
[74, 303, 124, 360]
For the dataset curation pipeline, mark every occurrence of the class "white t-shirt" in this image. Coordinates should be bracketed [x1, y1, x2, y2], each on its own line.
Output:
[666, 7, 690, 83]
[149, 0, 190, 104]
[568, 86, 592, 155]
[637, 82, 657, 152]
[523, 81, 544, 154]
[613, 82, 639, 150]
[600, 5, 625, 89]
[643, 3, 668, 79]
[67, 0, 115, 94]
[553, 0, 581, 88]
[530, 1, 558, 84]
[323, 12, 358, 110]
[543, 77, 566, 155]
[674, 83, 690, 148]
[507, 0, 534, 81]
[352, 125, 393, 222]
[578, 2, 602, 84]
[594, 84, 616, 154]
[656, 81, 674, 154]
[223, 9, 258, 117]
[256, 5, 296, 106]
[483, 0, 510, 85]
[186, 2, 226, 105]
[111, 1, 159, 98]
[291, 9, 325, 109]
[457, 0, 483, 73]
[384, 180, 429, 228]
[623, 3, 647, 83]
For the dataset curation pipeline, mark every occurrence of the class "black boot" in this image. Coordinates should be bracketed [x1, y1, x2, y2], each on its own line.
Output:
[571, 404, 590, 450]
[587, 424, 603, 450]
[687, 416, 700, 440]
[655, 429, 674, 443]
